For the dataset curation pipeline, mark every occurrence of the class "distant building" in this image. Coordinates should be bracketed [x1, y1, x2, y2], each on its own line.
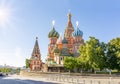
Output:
[30, 37, 43, 71]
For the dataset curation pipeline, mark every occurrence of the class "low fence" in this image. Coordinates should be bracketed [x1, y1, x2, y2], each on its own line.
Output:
[20, 70, 120, 84]
[47, 74, 120, 84]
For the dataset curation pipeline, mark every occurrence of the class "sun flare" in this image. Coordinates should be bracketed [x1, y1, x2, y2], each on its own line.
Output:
[0, 0, 14, 28]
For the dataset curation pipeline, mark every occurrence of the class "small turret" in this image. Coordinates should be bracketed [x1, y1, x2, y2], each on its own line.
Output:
[62, 37, 68, 44]
[62, 37, 68, 49]
[57, 33, 63, 50]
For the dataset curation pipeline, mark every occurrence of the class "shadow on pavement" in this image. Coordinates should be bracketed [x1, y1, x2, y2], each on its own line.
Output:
[0, 78, 59, 84]
[0, 75, 7, 79]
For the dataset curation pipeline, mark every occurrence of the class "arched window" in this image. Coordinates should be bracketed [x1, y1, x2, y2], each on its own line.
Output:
[36, 55, 37, 57]
[61, 57, 62, 60]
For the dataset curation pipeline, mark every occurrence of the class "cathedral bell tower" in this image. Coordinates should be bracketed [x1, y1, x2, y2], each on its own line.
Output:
[64, 11, 74, 54]
[30, 37, 42, 71]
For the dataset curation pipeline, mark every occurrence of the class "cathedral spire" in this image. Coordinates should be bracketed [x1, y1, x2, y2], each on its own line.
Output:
[67, 10, 73, 28]
[68, 10, 71, 21]
[64, 10, 74, 38]
[30, 37, 42, 71]
[31, 37, 41, 59]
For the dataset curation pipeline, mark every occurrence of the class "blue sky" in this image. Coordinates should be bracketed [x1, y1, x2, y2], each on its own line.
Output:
[0, 0, 120, 67]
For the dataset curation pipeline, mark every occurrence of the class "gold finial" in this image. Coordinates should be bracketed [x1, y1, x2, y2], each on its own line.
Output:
[68, 9, 72, 21]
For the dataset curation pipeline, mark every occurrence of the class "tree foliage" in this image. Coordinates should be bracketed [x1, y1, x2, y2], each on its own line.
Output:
[64, 57, 77, 72]
[78, 37, 106, 71]
[107, 37, 120, 70]
[0, 68, 12, 73]
[63, 37, 120, 72]
[25, 59, 30, 68]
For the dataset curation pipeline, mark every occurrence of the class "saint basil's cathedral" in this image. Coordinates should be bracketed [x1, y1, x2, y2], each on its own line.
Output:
[30, 12, 84, 71]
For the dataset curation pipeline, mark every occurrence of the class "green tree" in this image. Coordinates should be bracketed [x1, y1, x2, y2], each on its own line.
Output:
[78, 37, 106, 71]
[107, 37, 120, 71]
[78, 44, 91, 71]
[0, 68, 12, 73]
[25, 58, 30, 68]
[16, 68, 20, 75]
[64, 57, 77, 72]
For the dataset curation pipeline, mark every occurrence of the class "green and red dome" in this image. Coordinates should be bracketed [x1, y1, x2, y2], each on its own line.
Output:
[48, 27, 59, 38]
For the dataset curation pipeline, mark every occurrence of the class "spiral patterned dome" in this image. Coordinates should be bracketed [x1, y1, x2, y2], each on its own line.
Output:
[73, 27, 83, 37]
[48, 27, 59, 38]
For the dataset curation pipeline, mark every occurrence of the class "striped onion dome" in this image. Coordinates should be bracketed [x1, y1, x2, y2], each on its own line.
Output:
[73, 27, 83, 37]
[48, 27, 59, 38]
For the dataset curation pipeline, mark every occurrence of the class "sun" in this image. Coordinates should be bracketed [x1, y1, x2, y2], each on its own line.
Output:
[0, 0, 14, 28]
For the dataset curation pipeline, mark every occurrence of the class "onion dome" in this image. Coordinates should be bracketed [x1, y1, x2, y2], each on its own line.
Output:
[54, 46, 59, 53]
[73, 21, 83, 37]
[48, 27, 59, 38]
[73, 28, 83, 37]
[62, 37, 68, 44]
[48, 20, 59, 38]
